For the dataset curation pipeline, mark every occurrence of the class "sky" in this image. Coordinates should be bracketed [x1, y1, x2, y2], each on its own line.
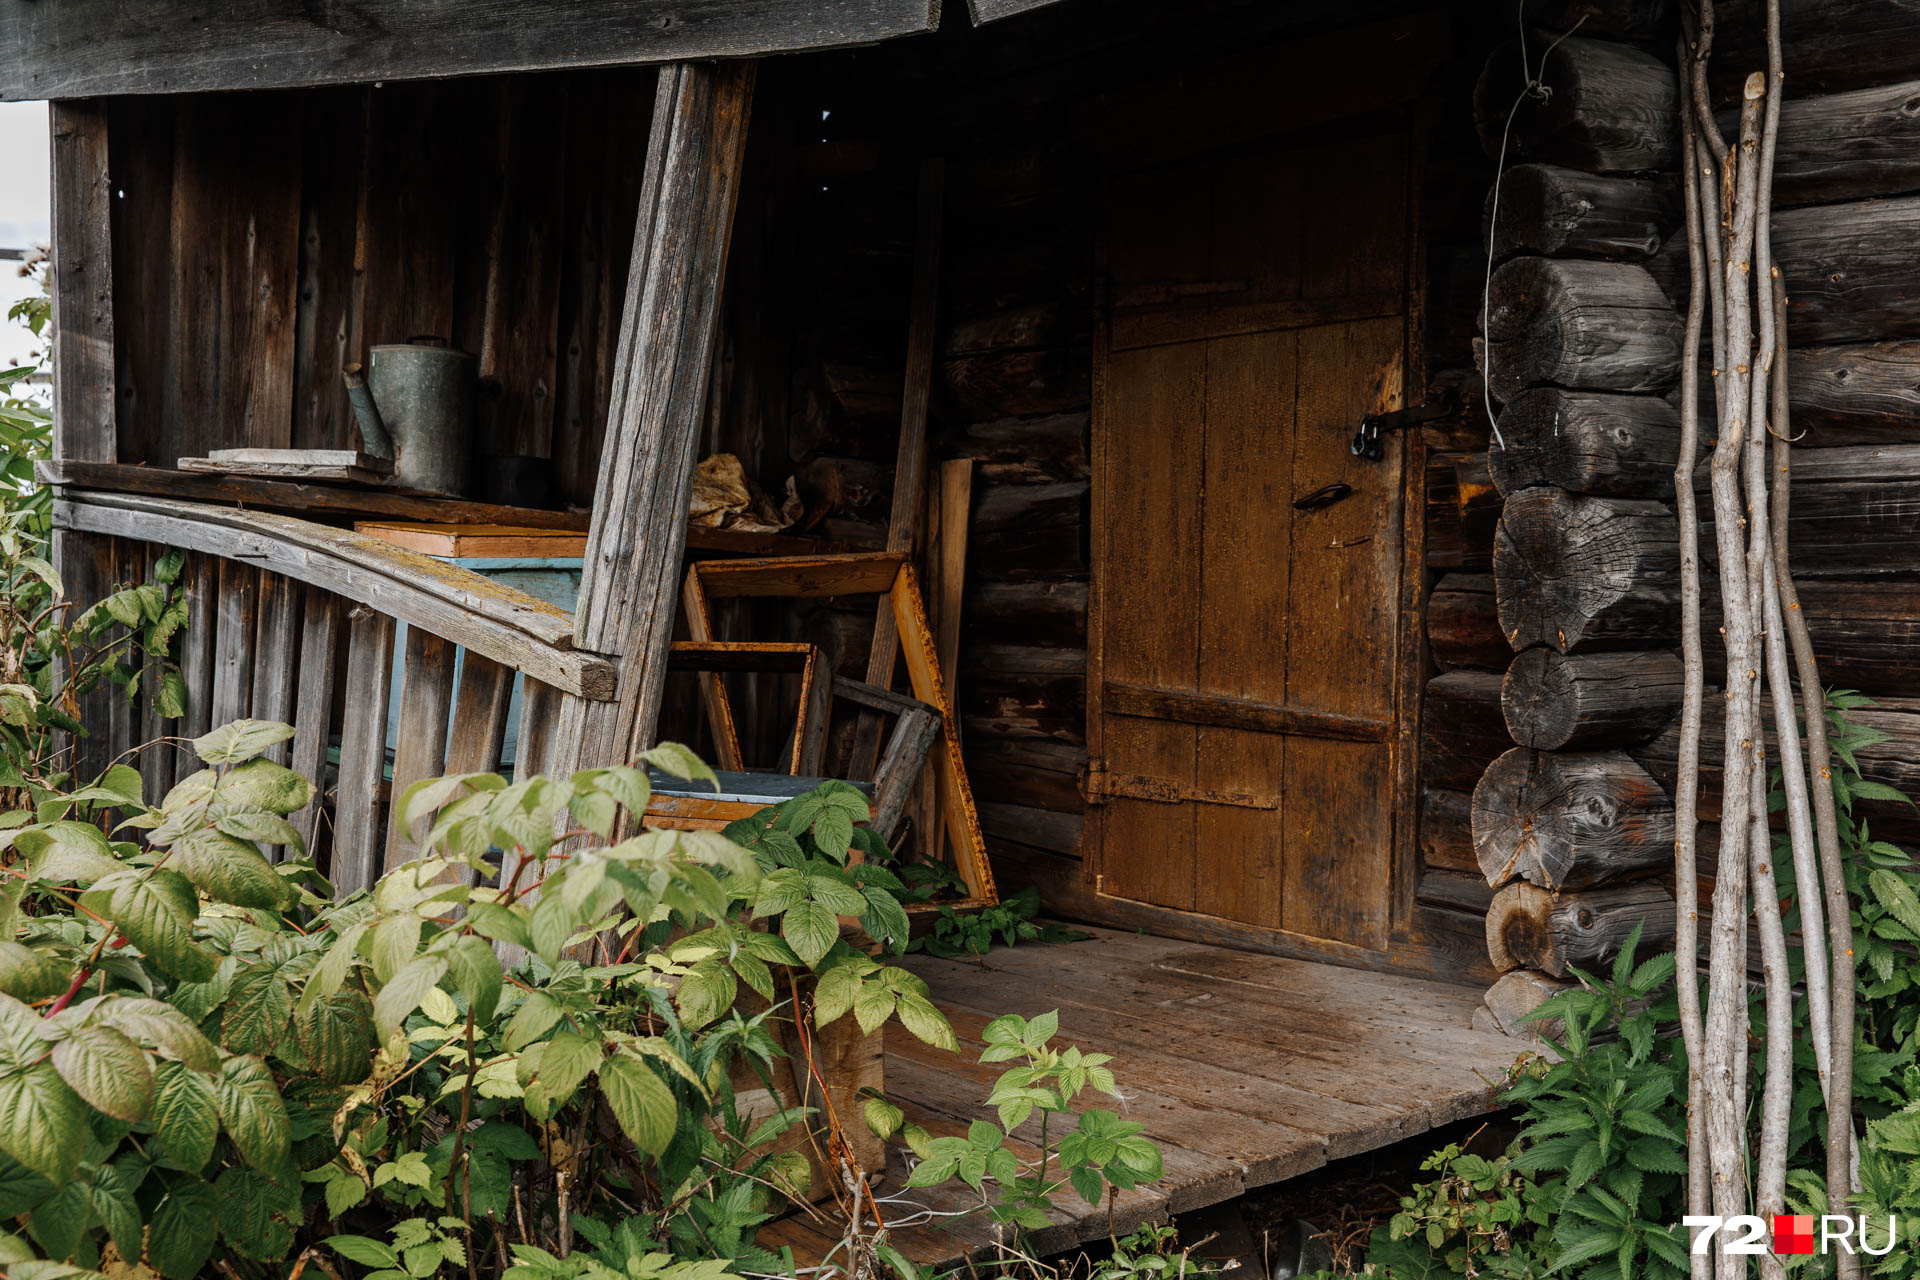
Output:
[0, 100, 48, 372]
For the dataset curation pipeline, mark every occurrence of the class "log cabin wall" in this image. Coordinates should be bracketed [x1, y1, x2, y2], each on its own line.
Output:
[102, 71, 656, 510]
[1461, 0, 1920, 1033]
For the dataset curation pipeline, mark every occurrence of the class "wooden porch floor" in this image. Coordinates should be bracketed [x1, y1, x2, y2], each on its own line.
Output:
[761, 926, 1532, 1271]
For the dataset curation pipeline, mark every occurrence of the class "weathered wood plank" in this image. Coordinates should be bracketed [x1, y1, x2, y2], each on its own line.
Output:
[1777, 196, 1920, 346]
[247, 571, 301, 760]
[332, 608, 396, 894]
[385, 629, 456, 869]
[1420, 670, 1512, 793]
[444, 652, 516, 779]
[53, 494, 614, 699]
[555, 62, 756, 772]
[210, 558, 257, 730]
[0, 0, 936, 100]
[177, 553, 217, 747]
[49, 101, 115, 464]
[289, 586, 342, 853]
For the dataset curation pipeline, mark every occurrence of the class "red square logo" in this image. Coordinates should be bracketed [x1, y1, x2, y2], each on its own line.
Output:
[1773, 1215, 1817, 1256]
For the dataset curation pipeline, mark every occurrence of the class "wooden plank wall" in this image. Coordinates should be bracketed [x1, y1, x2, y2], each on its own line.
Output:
[104, 71, 654, 510]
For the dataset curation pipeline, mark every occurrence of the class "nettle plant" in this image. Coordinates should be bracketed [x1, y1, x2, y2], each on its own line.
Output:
[0, 719, 968, 1279]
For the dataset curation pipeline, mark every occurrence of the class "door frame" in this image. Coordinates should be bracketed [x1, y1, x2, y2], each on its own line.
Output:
[1081, 106, 1433, 967]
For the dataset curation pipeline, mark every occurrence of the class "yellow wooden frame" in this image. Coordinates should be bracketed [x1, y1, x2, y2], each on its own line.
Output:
[678, 552, 997, 911]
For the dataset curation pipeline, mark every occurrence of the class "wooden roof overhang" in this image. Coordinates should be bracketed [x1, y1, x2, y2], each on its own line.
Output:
[0, 0, 1067, 102]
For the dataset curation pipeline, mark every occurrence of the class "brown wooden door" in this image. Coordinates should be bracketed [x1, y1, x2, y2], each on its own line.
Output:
[1089, 126, 1415, 951]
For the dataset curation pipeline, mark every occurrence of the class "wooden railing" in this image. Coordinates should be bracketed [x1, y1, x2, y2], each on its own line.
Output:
[53, 493, 616, 892]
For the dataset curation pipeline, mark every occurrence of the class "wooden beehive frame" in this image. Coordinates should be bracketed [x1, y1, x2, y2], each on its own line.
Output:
[680, 552, 997, 911]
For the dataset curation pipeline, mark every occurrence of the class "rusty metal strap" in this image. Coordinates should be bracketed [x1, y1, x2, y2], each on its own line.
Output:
[1084, 765, 1279, 811]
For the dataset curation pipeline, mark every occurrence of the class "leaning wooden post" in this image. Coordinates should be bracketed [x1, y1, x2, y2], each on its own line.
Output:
[551, 61, 756, 774]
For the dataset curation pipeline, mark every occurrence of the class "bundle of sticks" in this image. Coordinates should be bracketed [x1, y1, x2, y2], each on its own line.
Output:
[1676, 4, 1860, 1277]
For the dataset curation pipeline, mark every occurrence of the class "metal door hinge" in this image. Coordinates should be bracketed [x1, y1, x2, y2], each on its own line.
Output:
[1349, 391, 1459, 461]
[1083, 760, 1278, 811]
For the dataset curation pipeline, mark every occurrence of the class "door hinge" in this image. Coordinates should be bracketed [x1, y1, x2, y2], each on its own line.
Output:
[1082, 760, 1279, 811]
[1349, 389, 1459, 461]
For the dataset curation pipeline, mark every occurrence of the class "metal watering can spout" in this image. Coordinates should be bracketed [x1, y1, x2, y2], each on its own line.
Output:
[341, 363, 396, 460]
[339, 339, 476, 496]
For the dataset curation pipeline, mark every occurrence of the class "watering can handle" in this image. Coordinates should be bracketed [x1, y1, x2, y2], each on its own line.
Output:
[341, 364, 396, 461]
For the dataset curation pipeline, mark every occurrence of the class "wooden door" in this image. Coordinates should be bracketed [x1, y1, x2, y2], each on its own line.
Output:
[1089, 126, 1415, 951]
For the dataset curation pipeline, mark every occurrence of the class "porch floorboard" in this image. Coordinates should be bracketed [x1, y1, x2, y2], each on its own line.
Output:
[763, 925, 1530, 1270]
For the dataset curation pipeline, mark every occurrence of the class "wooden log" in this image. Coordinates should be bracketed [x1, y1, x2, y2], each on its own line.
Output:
[1479, 969, 1572, 1040]
[1420, 787, 1480, 875]
[1425, 451, 1500, 571]
[1501, 648, 1683, 750]
[968, 580, 1087, 647]
[332, 607, 396, 895]
[1712, 0, 1920, 100]
[1426, 573, 1509, 672]
[1701, 471, 1920, 579]
[941, 347, 1090, 420]
[1522, 0, 1673, 40]
[1473, 36, 1679, 173]
[1785, 341, 1920, 445]
[1417, 869, 1495, 915]
[1481, 258, 1683, 402]
[289, 586, 341, 854]
[1488, 165, 1679, 262]
[977, 801, 1082, 857]
[1472, 746, 1675, 890]
[1776, 196, 1920, 347]
[1792, 580, 1920, 691]
[1485, 880, 1676, 977]
[1420, 670, 1512, 793]
[0, 0, 934, 99]
[1488, 389, 1683, 499]
[49, 102, 115, 464]
[1494, 487, 1679, 652]
[1766, 79, 1920, 208]
[556, 62, 756, 774]
[386, 629, 456, 869]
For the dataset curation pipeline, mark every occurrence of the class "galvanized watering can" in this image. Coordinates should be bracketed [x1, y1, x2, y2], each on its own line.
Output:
[343, 341, 476, 496]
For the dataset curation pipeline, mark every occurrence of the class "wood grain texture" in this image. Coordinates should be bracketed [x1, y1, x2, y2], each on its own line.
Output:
[1501, 647, 1683, 751]
[1427, 574, 1509, 672]
[0, 0, 935, 99]
[1425, 450, 1500, 571]
[1473, 36, 1679, 173]
[1490, 389, 1683, 499]
[210, 558, 257, 730]
[50, 101, 115, 464]
[1493, 487, 1679, 652]
[444, 653, 517, 778]
[289, 586, 342, 853]
[1488, 164, 1679, 261]
[332, 607, 396, 894]
[386, 628, 456, 869]
[247, 571, 301, 760]
[1485, 879, 1675, 977]
[1481, 258, 1683, 401]
[1776, 196, 1920, 346]
[1419, 670, 1512, 793]
[1471, 747, 1674, 891]
[1766, 78, 1920, 207]
[557, 62, 756, 771]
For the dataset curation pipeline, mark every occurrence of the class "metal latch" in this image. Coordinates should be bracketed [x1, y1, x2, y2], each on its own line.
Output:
[1349, 398, 1457, 461]
[1082, 761, 1279, 811]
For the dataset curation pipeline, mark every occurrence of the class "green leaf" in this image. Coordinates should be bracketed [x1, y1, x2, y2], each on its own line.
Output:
[503, 991, 563, 1052]
[674, 960, 736, 1030]
[522, 1030, 600, 1116]
[156, 669, 188, 719]
[441, 935, 503, 1023]
[0, 1064, 83, 1184]
[215, 758, 313, 815]
[863, 1093, 904, 1140]
[148, 1179, 220, 1280]
[374, 956, 449, 1040]
[222, 963, 294, 1055]
[214, 1055, 291, 1172]
[853, 982, 897, 1036]
[150, 1061, 220, 1172]
[0, 943, 69, 1003]
[368, 913, 423, 985]
[637, 742, 717, 788]
[49, 1023, 153, 1121]
[216, 1167, 297, 1260]
[328, 1236, 400, 1269]
[193, 720, 297, 766]
[1869, 869, 1920, 937]
[893, 993, 957, 1051]
[297, 991, 376, 1085]
[782, 901, 839, 968]
[598, 1053, 677, 1157]
[91, 996, 219, 1072]
[108, 869, 215, 983]
[86, 1163, 141, 1262]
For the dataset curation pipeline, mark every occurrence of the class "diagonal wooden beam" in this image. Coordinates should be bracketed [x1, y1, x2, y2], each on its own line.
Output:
[552, 60, 756, 774]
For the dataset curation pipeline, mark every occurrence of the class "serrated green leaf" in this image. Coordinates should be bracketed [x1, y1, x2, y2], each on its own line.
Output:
[215, 1055, 291, 1172]
[193, 721, 296, 766]
[222, 963, 293, 1055]
[894, 993, 956, 1051]
[0, 1064, 83, 1184]
[782, 901, 838, 968]
[216, 1166, 297, 1260]
[374, 956, 449, 1039]
[148, 1178, 220, 1280]
[441, 934, 503, 1023]
[150, 1061, 220, 1172]
[49, 1023, 152, 1121]
[0, 943, 69, 1003]
[297, 990, 375, 1085]
[598, 1053, 677, 1157]
[109, 869, 214, 983]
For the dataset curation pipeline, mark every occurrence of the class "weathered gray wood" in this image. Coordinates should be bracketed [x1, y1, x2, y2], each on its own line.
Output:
[1494, 487, 1679, 652]
[332, 607, 396, 894]
[1420, 670, 1512, 793]
[1426, 574, 1508, 672]
[1489, 389, 1683, 499]
[1419, 786, 1479, 875]
[135, 548, 173, 804]
[1473, 36, 1679, 173]
[178, 450, 393, 483]
[557, 62, 755, 773]
[1501, 648, 1683, 750]
[1701, 472, 1920, 578]
[247, 571, 301, 761]
[1485, 879, 1675, 977]
[1480, 969, 1571, 1040]
[1481, 258, 1683, 402]
[965, 0, 1063, 23]
[1776, 196, 1920, 346]
[49, 101, 114, 464]
[1766, 79, 1920, 207]
[53, 494, 612, 699]
[0, 0, 933, 100]
[210, 558, 257, 730]
[1472, 746, 1675, 891]
[177, 554, 217, 778]
[514, 678, 561, 784]
[871, 703, 942, 843]
[1488, 165, 1679, 262]
[444, 652, 516, 778]
[1712, 0, 1920, 99]
[289, 586, 342, 854]
[1781, 342, 1920, 443]
[386, 629, 456, 869]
